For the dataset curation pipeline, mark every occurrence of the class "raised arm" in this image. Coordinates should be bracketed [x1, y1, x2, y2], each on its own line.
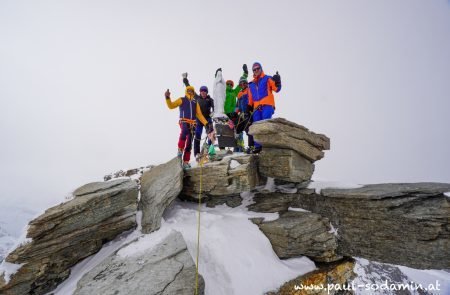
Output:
[165, 89, 182, 109]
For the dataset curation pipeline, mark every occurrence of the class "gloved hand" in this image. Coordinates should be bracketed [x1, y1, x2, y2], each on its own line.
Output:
[183, 78, 190, 87]
[243, 64, 248, 75]
[272, 71, 281, 88]
[247, 104, 254, 113]
[205, 122, 214, 134]
[165, 89, 170, 99]
[215, 68, 222, 78]
[182, 72, 188, 79]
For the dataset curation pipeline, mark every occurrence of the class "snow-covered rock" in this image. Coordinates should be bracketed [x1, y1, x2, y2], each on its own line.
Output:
[257, 211, 342, 263]
[0, 179, 138, 295]
[295, 182, 450, 269]
[74, 230, 204, 295]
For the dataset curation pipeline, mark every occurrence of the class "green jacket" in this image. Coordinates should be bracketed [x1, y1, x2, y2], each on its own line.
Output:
[224, 72, 248, 114]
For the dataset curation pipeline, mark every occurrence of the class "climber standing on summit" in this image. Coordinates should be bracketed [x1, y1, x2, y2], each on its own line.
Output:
[224, 64, 248, 151]
[165, 85, 210, 169]
[182, 73, 215, 162]
[224, 64, 249, 117]
[248, 62, 282, 154]
[235, 76, 255, 153]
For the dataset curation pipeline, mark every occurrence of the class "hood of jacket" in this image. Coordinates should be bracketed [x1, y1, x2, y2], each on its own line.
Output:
[185, 86, 195, 100]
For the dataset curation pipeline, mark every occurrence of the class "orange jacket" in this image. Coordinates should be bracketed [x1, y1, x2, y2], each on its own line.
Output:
[248, 71, 280, 108]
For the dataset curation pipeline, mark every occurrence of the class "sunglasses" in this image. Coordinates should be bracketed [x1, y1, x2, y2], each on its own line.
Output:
[252, 67, 261, 72]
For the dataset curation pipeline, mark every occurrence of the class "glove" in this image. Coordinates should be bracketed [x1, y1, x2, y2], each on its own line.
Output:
[243, 64, 248, 75]
[183, 77, 190, 87]
[247, 104, 254, 113]
[205, 122, 214, 134]
[272, 71, 281, 88]
[215, 68, 222, 78]
[165, 89, 170, 99]
[182, 72, 188, 79]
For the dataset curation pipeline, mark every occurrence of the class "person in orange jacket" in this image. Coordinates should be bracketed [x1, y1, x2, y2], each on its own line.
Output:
[165, 86, 210, 169]
[248, 62, 281, 153]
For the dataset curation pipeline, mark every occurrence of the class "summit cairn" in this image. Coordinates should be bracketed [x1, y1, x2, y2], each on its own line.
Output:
[249, 117, 330, 183]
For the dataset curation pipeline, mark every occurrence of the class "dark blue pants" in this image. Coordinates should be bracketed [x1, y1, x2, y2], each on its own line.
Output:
[194, 117, 213, 156]
[252, 105, 274, 149]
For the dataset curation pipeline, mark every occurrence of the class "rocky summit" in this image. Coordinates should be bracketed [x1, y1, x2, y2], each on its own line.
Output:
[2, 117, 449, 295]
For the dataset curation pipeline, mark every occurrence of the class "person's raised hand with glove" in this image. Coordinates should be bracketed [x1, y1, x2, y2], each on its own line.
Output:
[243, 64, 248, 75]
[182, 72, 190, 87]
[165, 89, 171, 99]
[272, 71, 281, 89]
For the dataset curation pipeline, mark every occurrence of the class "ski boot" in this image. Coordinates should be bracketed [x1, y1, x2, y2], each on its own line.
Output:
[182, 161, 191, 170]
[251, 147, 262, 154]
[177, 148, 183, 159]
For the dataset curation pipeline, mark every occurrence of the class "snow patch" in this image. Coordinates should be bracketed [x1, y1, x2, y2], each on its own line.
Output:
[328, 222, 339, 237]
[308, 180, 364, 194]
[0, 261, 25, 284]
[398, 265, 450, 294]
[259, 177, 276, 193]
[117, 226, 174, 258]
[162, 199, 314, 294]
[229, 159, 241, 169]
[288, 207, 310, 213]
[277, 184, 298, 194]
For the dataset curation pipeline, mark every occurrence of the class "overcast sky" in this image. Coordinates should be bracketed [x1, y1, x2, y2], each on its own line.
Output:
[1, 0, 450, 211]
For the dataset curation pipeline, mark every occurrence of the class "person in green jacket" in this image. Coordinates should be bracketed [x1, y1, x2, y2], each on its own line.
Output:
[224, 64, 248, 119]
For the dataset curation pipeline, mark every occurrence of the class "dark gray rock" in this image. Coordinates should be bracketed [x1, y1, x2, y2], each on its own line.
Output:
[140, 157, 183, 234]
[0, 179, 138, 295]
[74, 231, 205, 295]
[294, 182, 450, 269]
[258, 211, 342, 262]
[206, 195, 243, 208]
[247, 193, 299, 213]
[259, 148, 315, 183]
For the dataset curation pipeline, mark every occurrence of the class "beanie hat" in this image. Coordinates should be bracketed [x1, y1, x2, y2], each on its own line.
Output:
[199, 86, 208, 93]
[226, 80, 234, 87]
[252, 62, 263, 71]
[239, 77, 248, 84]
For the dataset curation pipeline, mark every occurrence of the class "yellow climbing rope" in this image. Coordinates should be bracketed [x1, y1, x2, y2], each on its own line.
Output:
[195, 148, 206, 295]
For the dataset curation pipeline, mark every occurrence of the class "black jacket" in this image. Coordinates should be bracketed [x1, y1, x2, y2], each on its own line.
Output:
[197, 95, 214, 119]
